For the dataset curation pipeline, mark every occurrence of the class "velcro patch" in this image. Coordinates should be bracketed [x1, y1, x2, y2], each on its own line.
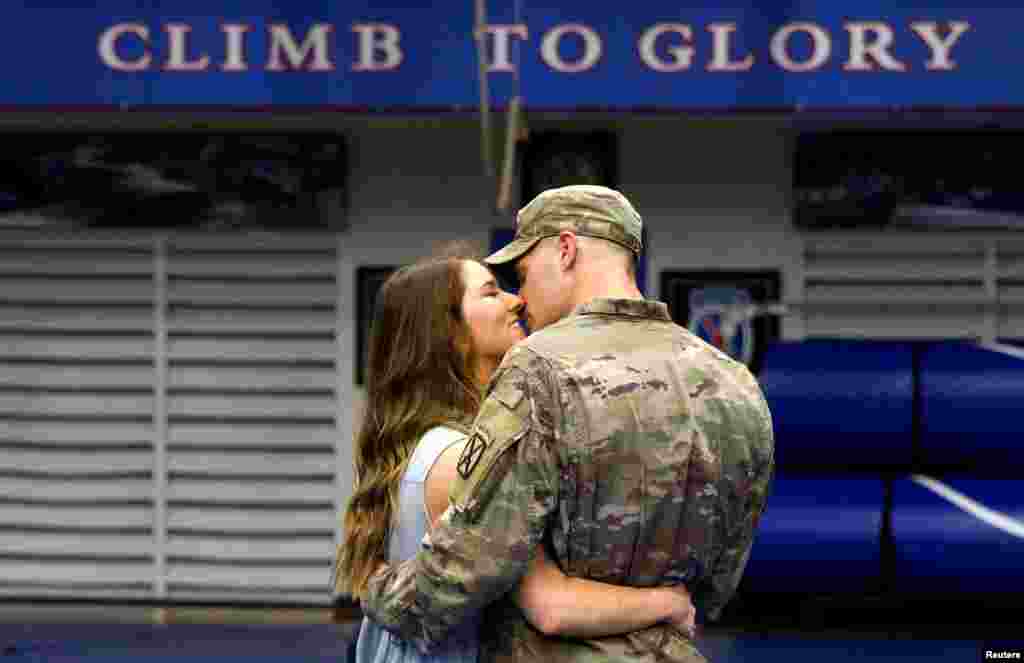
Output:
[492, 377, 525, 411]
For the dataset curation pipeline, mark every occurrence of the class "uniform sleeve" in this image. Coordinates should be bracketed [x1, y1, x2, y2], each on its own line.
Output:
[360, 353, 560, 654]
[699, 381, 775, 622]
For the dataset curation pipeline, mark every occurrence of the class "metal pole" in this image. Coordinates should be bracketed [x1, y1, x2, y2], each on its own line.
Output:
[474, 0, 494, 178]
[497, 96, 522, 212]
[332, 235, 356, 599]
[984, 241, 999, 343]
[152, 235, 169, 599]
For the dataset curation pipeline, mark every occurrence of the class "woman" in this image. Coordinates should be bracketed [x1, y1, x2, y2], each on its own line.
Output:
[336, 249, 694, 662]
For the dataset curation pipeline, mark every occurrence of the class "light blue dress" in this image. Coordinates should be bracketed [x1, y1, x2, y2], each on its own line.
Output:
[355, 426, 481, 663]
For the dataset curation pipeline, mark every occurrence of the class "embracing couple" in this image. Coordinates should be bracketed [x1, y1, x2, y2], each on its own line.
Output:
[335, 185, 774, 663]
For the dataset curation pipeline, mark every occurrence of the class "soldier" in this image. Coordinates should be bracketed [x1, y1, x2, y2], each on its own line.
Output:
[361, 185, 775, 662]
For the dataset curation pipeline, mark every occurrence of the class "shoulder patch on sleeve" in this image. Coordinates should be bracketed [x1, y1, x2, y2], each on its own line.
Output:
[456, 432, 488, 480]
[449, 379, 530, 511]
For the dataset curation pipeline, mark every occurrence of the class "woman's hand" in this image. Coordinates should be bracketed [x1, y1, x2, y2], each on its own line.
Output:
[659, 584, 696, 639]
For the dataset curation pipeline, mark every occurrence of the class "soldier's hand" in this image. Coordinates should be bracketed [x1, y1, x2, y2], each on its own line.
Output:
[663, 584, 697, 639]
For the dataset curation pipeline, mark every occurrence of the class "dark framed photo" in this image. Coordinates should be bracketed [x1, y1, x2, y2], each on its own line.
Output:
[793, 129, 1024, 231]
[355, 265, 397, 385]
[520, 130, 618, 205]
[0, 131, 349, 231]
[660, 270, 782, 374]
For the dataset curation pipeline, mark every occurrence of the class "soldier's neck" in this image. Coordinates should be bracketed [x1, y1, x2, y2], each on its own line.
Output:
[570, 269, 644, 309]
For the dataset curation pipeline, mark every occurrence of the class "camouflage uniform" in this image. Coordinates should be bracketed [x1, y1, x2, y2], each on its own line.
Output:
[361, 186, 774, 663]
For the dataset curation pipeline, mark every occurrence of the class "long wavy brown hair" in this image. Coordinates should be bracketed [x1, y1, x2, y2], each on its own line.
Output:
[335, 251, 485, 599]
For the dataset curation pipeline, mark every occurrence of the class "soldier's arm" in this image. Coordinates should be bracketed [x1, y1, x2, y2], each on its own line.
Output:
[360, 362, 558, 653]
[698, 388, 775, 622]
[424, 431, 695, 638]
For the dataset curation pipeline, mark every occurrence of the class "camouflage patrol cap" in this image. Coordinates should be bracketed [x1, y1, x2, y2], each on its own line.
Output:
[484, 185, 643, 266]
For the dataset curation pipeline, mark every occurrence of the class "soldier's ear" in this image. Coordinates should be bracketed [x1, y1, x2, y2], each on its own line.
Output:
[557, 231, 578, 272]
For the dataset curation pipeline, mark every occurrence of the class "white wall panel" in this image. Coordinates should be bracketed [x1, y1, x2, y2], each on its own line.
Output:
[3, 116, 1023, 607]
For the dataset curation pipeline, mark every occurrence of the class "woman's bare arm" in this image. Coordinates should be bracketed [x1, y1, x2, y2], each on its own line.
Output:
[424, 440, 466, 525]
[425, 442, 694, 639]
[513, 545, 694, 637]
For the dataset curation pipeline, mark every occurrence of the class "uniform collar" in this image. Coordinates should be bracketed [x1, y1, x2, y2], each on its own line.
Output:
[569, 297, 672, 321]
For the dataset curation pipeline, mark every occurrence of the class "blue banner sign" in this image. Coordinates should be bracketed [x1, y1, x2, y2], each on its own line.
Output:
[0, 1, 1012, 109]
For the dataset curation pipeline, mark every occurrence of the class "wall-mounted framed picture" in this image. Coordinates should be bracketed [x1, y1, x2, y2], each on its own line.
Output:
[793, 129, 1024, 231]
[0, 131, 349, 231]
[660, 270, 782, 374]
[355, 265, 397, 385]
[520, 130, 618, 205]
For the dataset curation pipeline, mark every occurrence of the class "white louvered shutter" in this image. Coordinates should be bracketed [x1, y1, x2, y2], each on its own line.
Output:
[0, 236, 157, 598]
[793, 234, 1024, 342]
[0, 233, 345, 604]
[998, 242, 1024, 339]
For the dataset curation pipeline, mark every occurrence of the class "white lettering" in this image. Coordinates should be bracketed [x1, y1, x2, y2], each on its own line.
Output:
[770, 22, 831, 72]
[95, 19, 974, 78]
[351, 23, 403, 71]
[481, 24, 528, 72]
[911, 21, 970, 71]
[707, 22, 754, 71]
[221, 23, 250, 72]
[637, 23, 694, 72]
[541, 23, 602, 73]
[164, 23, 210, 71]
[98, 23, 151, 72]
[845, 22, 906, 71]
[267, 23, 334, 72]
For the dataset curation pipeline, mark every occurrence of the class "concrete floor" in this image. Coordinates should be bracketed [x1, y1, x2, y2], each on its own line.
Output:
[0, 601, 1015, 662]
